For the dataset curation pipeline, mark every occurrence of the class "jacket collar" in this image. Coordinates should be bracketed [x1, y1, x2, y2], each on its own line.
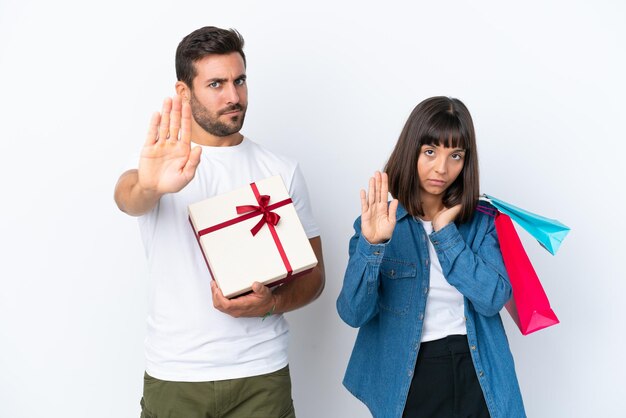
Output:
[396, 203, 411, 221]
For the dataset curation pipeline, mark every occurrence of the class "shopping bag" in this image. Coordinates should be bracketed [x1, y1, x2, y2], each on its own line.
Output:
[494, 212, 560, 335]
[483, 194, 570, 255]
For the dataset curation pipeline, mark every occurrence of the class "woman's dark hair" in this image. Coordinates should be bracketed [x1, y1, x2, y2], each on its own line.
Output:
[175, 26, 246, 89]
[384, 96, 479, 224]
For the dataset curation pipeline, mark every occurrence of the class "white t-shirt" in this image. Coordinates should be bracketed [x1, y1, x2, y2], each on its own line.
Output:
[418, 219, 467, 342]
[135, 137, 320, 382]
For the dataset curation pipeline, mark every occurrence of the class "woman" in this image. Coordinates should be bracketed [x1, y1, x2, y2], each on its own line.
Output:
[336, 97, 525, 418]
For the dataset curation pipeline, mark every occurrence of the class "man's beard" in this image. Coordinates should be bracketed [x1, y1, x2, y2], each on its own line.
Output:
[190, 93, 246, 137]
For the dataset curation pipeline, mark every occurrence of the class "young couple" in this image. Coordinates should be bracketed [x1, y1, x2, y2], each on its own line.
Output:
[115, 26, 526, 418]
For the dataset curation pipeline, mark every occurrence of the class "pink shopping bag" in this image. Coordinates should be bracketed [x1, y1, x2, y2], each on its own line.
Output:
[495, 212, 560, 335]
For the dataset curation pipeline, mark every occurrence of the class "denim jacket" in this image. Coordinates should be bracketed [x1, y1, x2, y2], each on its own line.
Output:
[337, 203, 526, 418]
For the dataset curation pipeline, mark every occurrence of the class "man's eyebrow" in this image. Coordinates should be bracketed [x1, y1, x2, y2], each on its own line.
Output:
[204, 74, 246, 83]
[205, 77, 228, 84]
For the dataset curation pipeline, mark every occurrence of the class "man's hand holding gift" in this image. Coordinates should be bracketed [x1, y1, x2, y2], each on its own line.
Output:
[211, 281, 277, 318]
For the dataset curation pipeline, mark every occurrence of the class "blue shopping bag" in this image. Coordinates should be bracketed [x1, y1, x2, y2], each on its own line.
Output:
[482, 194, 570, 255]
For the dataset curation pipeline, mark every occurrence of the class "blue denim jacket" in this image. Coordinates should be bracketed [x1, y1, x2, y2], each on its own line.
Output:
[337, 203, 526, 418]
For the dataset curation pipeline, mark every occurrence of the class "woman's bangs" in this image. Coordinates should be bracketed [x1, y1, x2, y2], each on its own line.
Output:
[422, 114, 468, 150]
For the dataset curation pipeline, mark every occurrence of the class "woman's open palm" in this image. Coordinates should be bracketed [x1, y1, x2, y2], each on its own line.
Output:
[360, 171, 399, 244]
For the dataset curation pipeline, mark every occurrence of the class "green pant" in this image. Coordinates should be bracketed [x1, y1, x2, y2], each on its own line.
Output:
[140, 365, 296, 418]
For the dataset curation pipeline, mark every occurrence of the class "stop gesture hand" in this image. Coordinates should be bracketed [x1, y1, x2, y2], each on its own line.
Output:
[360, 171, 399, 244]
[138, 96, 202, 194]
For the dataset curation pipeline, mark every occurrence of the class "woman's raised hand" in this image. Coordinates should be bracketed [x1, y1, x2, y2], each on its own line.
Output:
[138, 96, 202, 194]
[360, 171, 399, 244]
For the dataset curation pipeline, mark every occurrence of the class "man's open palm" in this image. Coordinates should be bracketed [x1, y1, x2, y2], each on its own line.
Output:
[138, 96, 202, 194]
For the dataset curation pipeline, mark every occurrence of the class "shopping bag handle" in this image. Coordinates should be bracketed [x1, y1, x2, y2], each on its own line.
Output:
[475, 205, 498, 218]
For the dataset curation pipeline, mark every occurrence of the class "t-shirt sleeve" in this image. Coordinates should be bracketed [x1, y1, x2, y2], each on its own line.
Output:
[288, 164, 321, 239]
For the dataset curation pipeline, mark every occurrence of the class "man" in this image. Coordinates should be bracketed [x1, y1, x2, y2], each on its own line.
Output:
[114, 26, 325, 418]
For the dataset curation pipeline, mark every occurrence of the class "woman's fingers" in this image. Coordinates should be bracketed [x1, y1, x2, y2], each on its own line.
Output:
[360, 189, 368, 214]
[363, 172, 395, 235]
[388, 199, 399, 222]
[381, 172, 389, 206]
[361, 173, 396, 243]
[367, 176, 376, 207]
[374, 171, 382, 203]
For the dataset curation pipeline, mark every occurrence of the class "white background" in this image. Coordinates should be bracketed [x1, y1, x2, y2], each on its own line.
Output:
[1, 1, 624, 417]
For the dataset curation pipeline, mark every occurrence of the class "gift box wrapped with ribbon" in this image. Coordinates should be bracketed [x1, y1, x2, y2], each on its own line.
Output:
[189, 175, 318, 299]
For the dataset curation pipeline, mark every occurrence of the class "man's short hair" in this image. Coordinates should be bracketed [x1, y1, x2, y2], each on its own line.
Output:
[175, 26, 246, 89]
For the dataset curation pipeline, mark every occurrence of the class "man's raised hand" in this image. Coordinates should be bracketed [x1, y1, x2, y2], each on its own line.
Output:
[138, 96, 202, 194]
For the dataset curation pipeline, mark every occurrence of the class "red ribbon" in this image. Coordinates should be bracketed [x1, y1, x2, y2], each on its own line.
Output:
[236, 194, 282, 236]
[196, 182, 294, 278]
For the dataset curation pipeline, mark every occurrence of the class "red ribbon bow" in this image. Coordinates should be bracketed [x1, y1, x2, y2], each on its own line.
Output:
[236, 195, 282, 236]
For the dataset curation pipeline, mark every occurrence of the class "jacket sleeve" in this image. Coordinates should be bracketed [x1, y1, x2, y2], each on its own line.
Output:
[430, 215, 512, 317]
[336, 217, 387, 328]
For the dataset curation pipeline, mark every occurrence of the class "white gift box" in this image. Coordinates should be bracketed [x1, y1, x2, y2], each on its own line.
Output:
[188, 175, 318, 298]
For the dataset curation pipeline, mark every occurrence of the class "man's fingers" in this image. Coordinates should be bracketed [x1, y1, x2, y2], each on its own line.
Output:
[183, 146, 202, 179]
[158, 97, 172, 141]
[180, 101, 192, 145]
[211, 280, 229, 309]
[144, 112, 160, 146]
[222, 292, 259, 312]
[251, 282, 270, 296]
[169, 96, 182, 141]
